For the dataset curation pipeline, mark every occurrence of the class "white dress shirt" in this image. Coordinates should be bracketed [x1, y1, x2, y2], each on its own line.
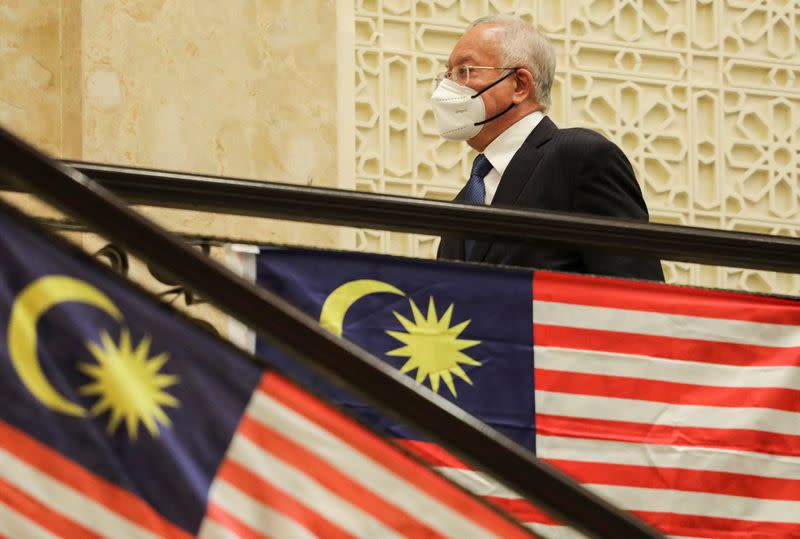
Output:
[480, 111, 545, 204]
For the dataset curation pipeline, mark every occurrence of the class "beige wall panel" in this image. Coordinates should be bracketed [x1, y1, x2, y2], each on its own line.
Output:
[0, 0, 81, 157]
[0, 1, 81, 220]
[0, 1, 59, 150]
[80, 0, 343, 247]
[81, 0, 337, 185]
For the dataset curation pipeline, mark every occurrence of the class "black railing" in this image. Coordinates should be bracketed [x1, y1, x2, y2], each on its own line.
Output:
[0, 130, 668, 538]
[1, 160, 796, 274]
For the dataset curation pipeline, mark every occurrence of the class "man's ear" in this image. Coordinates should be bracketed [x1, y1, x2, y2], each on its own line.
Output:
[512, 68, 534, 104]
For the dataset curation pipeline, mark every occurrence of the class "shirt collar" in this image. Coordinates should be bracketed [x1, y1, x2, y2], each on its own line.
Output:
[483, 111, 545, 177]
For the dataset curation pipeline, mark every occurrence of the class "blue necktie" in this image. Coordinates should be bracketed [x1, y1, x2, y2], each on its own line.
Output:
[463, 154, 493, 258]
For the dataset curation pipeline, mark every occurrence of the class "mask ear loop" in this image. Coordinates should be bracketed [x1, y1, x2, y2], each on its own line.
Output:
[470, 69, 517, 98]
[470, 69, 518, 126]
[474, 102, 515, 126]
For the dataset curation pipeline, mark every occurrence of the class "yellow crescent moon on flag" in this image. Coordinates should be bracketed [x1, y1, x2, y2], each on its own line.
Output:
[319, 279, 405, 336]
[7, 276, 122, 416]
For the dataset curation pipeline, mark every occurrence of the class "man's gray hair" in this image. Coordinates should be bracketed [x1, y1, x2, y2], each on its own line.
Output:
[470, 15, 556, 112]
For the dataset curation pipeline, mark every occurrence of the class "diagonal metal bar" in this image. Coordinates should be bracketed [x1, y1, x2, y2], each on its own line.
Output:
[0, 129, 664, 538]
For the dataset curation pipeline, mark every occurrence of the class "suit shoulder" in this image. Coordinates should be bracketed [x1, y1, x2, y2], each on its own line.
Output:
[551, 127, 618, 152]
[548, 127, 629, 168]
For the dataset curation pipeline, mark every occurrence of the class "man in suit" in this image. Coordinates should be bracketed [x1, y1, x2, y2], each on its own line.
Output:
[432, 15, 664, 281]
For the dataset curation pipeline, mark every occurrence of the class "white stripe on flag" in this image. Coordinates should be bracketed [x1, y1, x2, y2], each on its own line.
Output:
[0, 447, 157, 539]
[206, 479, 317, 539]
[536, 390, 800, 436]
[0, 501, 59, 539]
[433, 467, 518, 499]
[224, 245, 258, 355]
[250, 391, 503, 539]
[537, 435, 800, 480]
[227, 434, 403, 539]
[535, 346, 800, 391]
[533, 301, 800, 347]
[197, 518, 240, 539]
[587, 483, 800, 524]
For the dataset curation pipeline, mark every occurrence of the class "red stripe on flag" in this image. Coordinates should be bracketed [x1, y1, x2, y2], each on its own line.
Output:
[546, 459, 800, 502]
[392, 439, 470, 470]
[0, 420, 191, 539]
[205, 503, 272, 539]
[260, 372, 533, 539]
[487, 496, 800, 538]
[534, 271, 800, 324]
[239, 416, 446, 538]
[535, 368, 800, 412]
[217, 458, 355, 539]
[0, 477, 101, 539]
[537, 414, 800, 456]
[483, 497, 556, 525]
[631, 510, 800, 538]
[534, 324, 800, 367]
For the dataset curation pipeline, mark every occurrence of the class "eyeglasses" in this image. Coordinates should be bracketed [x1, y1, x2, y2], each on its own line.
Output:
[434, 65, 519, 86]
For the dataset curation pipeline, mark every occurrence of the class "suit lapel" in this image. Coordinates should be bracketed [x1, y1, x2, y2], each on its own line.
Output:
[491, 116, 556, 206]
[468, 116, 556, 263]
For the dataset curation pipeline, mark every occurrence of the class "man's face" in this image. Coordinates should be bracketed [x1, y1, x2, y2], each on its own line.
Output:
[446, 24, 517, 147]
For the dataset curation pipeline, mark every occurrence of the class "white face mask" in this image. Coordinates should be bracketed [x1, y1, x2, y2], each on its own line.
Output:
[430, 79, 486, 141]
[430, 72, 517, 141]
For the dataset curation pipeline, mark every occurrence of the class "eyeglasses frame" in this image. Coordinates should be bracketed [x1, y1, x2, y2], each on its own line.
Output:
[434, 65, 520, 86]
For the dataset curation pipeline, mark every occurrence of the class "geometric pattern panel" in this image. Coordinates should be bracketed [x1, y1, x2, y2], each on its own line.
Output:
[353, 0, 800, 296]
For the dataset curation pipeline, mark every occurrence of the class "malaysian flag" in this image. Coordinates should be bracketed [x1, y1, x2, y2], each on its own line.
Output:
[0, 206, 534, 537]
[254, 248, 800, 538]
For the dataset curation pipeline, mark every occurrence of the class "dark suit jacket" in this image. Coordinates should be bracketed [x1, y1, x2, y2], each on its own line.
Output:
[437, 116, 665, 281]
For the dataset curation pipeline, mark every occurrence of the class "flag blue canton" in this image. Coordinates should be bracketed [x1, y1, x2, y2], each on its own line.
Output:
[0, 210, 262, 534]
[256, 248, 536, 449]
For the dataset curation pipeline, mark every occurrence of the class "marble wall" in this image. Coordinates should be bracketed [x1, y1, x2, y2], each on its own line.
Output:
[0, 1, 80, 220]
[0, 1, 80, 157]
[82, 0, 339, 187]
[87, 0, 349, 246]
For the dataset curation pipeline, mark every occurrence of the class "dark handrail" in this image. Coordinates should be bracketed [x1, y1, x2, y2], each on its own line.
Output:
[0, 131, 665, 537]
[10, 160, 799, 275]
